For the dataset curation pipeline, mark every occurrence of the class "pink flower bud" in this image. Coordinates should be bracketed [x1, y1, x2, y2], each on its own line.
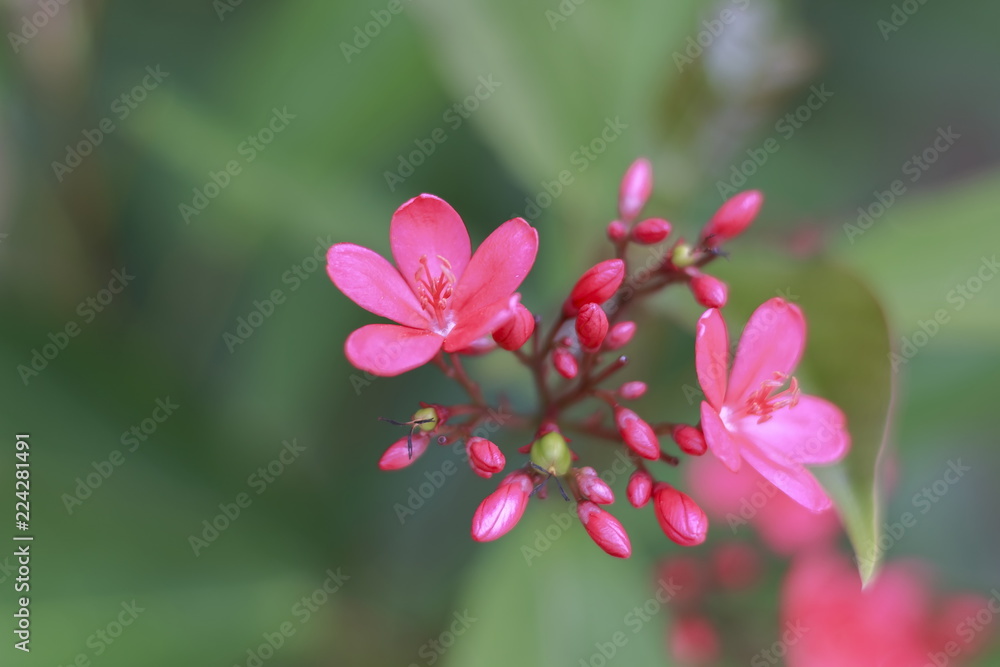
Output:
[615, 407, 661, 460]
[631, 218, 672, 244]
[378, 433, 431, 470]
[618, 381, 647, 400]
[577, 501, 632, 558]
[471, 471, 533, 542]
[627, 469, 653, 508]
[690, 272, 728, 308]
[672, 424, 707, 456]
[575, 467, 614, 504]
[466, 437, 506, 479]
[575, 303, 609, 351]
[606, 220, 628, 242]
[653, 483, 708, 546]
[605, 321, 636, 350]
[700, 190, 763, 246]
[491, 303, 535, 351]
[618, 157, 653, 222]
[553, 348, 578, 379]
[566, 259, 625, 314]
[669, 615, 720, 666]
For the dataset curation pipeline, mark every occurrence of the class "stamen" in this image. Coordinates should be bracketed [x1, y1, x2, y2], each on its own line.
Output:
[745, 372, 801, 423]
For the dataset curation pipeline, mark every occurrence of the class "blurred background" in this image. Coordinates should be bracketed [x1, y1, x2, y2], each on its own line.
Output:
[2, 0, 999, 665]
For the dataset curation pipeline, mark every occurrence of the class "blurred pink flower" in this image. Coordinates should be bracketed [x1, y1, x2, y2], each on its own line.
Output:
[696, 298, 850, 511]
[327, 194, 538, 376]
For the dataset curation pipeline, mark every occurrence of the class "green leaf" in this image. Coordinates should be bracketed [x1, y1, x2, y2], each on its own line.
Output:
[709, 253, 894, 585]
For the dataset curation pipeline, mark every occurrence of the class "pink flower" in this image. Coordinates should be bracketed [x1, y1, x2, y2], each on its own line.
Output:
[327, 194, 538, 376]
[695, 298, 850, 512]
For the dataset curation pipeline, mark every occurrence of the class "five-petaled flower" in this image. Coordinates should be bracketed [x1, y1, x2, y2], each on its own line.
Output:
[327, 194, 539, 376]
[695, 297, 850, 511]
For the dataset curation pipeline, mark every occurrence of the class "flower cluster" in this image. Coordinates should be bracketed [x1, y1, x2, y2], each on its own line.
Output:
[326, 158, 850, 559]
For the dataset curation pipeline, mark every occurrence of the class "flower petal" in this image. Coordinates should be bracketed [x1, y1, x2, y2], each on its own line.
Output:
[327, 244, 427, 329]
[700, 402, 744, 472]
[695, 309, 729, 410]
[727, 298, 806, 405]
[443, 296, 516, 352]
[390, 194, 472, 293]
[746, 395, 851, 465]
[451, 218, 539, 323]
[740, 443, 832, 512]
[345, 324, 443, 376]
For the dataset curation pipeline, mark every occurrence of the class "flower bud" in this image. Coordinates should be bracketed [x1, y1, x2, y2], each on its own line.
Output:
[575, 467, 615, 504]
[530, 430, 572, 476]
[689, 272, 728, 309]
[615, 407, 661, 460]
[618, 381, 647, 400]
[618, 157, 653, 222]
[575, 303, 609, 351]
[627, 469, 653, 508]
[653, 483, 708, 546]
[671, 424, 707, 456]
[466, 437, 506, 479]
[378, 433, 431, 470]
[700, 190, 763, 246]
[553, 348, 578, 379]
[605, 321, 636, 350]
[412, 406, 441, 431]
[566, 259, 625, 314]
[492, 303, 535, 351]
[668, 615, 720, 666]
[711, 542, 761, 590]
[631, 218, 672, 244]
[577, 501, 632, 558]
[471, 471, 533, 542]
[606, 220, 628, 242]
[671, 242, 697, 269]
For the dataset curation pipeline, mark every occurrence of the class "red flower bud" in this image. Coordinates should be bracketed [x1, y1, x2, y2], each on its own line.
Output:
[471, 472, 533, 542]
[671, 424, 707, 456]
[618, 381, 647, 400]
[575, 303, 609, 351]
[575, 467, 614, 504]
[700, 190, 763, 246]
[653, 483, 708, 546]
[631, 218, 672, 244]
[605, 321, 636, 349]
[615, 407, 661, 460]
[711, 542, 761, 590]
[378, 433, 431, 470]
[618, 157, 653, 222]
[690, 272, 728, 308]
[606, 220, 628, 242]
[669, 615, 720, 666]
[566, 259, 625, 314]
[466, 437, 506, 479]
[491, 303, 535, 351]
[627, 469, 653, 508]
[553, 348, 578, 379]
[577, 501, 632, 558]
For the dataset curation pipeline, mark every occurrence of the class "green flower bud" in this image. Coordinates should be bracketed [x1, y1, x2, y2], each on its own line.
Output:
[530, 431, 572, 477]
[672, 243, 697, 268]
[412, 407, 439, 432]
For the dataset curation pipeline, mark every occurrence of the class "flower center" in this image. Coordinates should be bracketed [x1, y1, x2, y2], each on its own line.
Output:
[414, 255, 457, 335]
[744, 372, 800, 424]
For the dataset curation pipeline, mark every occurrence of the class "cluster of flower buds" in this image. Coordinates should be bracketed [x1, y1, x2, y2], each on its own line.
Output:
[325, 155, 848, 563]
